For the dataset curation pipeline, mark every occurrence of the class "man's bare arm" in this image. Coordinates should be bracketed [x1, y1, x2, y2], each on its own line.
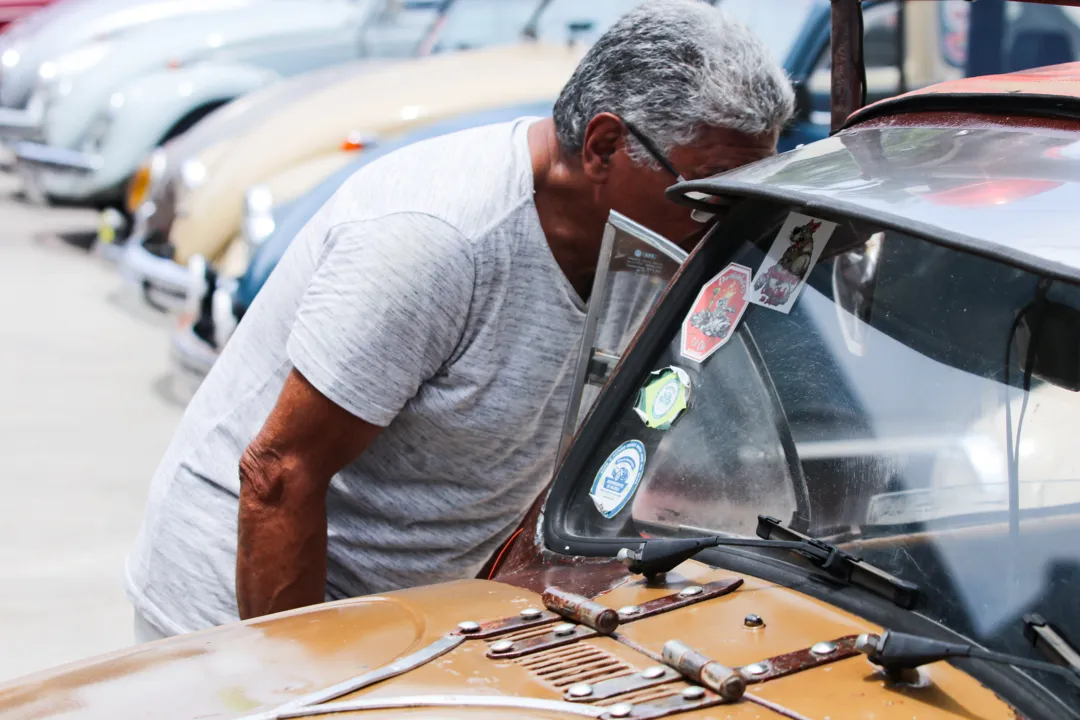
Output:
[236, 368, 382, 620]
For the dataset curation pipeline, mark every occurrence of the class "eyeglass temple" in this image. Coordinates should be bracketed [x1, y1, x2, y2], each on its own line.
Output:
[622, 119, 683, 181]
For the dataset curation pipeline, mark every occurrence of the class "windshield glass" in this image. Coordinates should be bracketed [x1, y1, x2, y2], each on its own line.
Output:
[561, 198, 1080, 701]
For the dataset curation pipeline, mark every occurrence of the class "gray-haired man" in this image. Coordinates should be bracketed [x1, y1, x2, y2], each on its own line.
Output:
[126, 0, 794, 639]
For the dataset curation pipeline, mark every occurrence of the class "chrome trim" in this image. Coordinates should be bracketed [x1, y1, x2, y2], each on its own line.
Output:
[275, 695, 607, 718]
[557, 211, 689, 461]
[13, 140, 102, 173]
[241, 634, 466, 720]
[606, 210, 688, 264]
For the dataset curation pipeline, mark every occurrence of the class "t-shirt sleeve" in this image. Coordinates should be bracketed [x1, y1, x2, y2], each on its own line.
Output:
[286, 213, 475, 427]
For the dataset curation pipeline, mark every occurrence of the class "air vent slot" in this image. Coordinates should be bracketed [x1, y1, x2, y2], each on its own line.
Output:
[511, 641, 636, 691]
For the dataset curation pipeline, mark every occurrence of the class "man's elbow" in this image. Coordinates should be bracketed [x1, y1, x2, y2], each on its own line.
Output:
[239, 441, 288, 507]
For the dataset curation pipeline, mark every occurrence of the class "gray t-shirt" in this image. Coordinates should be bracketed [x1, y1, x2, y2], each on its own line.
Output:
[125, 119, 587, 634]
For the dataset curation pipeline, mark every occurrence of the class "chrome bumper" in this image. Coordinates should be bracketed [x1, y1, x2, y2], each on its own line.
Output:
[13, 140, 102, 173]
[119, 235, 190, 314]
[0, 99, 44, 140]
[170, 322, 219, 382]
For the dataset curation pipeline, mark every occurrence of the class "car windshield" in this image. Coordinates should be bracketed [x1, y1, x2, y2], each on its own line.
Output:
[561, 197, 1080, 700]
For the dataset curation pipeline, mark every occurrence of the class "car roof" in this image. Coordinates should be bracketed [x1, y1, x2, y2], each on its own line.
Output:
[671, 64, 1080, 283]
[843, 62, 1080, 129]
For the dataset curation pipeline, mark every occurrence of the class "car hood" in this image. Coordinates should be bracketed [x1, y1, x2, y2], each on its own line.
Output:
[0, 563, 1012, 719]
[0, 0, 265, 109]
[41, 0, 371, 147]
[169, 41, 585, 265]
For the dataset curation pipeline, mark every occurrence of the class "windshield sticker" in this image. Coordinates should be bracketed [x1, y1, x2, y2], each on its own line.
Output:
[747, 213, 837, 314]
[634, 367, 690, 430]
[680, 263, 752, 363]
[590, 440, 647, 518]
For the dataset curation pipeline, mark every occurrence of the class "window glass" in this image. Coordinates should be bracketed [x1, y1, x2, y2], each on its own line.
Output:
[560, 200, 1080, 701]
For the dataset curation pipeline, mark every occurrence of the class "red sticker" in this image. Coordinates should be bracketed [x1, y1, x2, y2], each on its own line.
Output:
[680, 263, 752, 363]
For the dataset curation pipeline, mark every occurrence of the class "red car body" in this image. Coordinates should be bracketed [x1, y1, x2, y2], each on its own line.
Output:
[0, 0, 52, 31]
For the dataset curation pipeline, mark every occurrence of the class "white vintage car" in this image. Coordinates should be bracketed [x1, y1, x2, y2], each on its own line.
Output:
[7, 0, 436, 206]
[0, 0, 266, 134]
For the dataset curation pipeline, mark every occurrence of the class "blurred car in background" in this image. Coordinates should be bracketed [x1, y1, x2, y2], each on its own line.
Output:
[119, 0, 668, 314]
[0, 0, 267, 139]
[8, 0, 438, 207]
[0, 0, 54, 33]
[170, 100, 556, 388]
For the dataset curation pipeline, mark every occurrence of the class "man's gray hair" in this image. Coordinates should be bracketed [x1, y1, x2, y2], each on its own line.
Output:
[553, 0, 795, 166]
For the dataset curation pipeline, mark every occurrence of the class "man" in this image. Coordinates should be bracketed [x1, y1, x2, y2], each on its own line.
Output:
[125, 0, 793, 640]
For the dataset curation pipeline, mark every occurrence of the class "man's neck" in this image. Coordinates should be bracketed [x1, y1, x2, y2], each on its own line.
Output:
[529, 119, 608, 303]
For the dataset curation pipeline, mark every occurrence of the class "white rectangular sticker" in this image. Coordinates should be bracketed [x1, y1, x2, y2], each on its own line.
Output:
[747, 212, 836, 314]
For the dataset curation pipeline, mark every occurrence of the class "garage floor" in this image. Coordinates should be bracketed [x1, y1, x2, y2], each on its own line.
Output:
[0, 171, 183, 682]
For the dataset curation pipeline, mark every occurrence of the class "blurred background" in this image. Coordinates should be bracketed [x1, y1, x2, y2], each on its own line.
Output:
[0, 0, 1078, 682]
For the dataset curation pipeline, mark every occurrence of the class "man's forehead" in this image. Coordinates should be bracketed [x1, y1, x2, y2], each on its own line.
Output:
[685, 134, 777, 177]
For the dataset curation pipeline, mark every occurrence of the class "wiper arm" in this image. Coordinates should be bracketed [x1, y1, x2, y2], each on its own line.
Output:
[616, 515, 919, 609]
[1024, 614, 1080, 673]
[857, 629, 1080, 691]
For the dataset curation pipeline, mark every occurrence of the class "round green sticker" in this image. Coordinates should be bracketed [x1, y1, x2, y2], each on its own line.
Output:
[634, 367, 690, 430]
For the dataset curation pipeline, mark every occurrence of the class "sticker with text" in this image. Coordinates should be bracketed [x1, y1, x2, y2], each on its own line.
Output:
[590, 440, 646, 518]
[634, 366, 690, 430]
[747, 212, 836, 314]
[680, 263, 752, 363]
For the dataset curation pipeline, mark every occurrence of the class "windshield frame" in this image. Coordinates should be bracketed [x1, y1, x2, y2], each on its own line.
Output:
[540, 189, 1080, 720]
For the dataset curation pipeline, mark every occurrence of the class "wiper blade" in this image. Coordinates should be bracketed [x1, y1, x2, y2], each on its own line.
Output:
[857, 629, 1080, 691]
[1024, 614, 1080, 673]
[616, 515, 919, 609]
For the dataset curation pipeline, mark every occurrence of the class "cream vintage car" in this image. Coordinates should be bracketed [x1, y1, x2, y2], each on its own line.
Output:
[117, 0, 682, 312]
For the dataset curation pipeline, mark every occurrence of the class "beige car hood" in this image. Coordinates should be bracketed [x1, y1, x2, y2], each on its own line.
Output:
[0, 565, 1013, 719]
[172, 42, 583, 264]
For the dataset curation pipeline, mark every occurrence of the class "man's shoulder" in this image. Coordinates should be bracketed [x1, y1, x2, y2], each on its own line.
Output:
[324, 120, 536, 242]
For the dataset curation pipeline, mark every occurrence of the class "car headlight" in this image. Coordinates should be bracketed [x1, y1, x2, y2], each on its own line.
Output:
[242, 185, 275, 249]
[127, 148, 167, 214]
[80, 112, 113, 154]
[2, 48, 20, 69]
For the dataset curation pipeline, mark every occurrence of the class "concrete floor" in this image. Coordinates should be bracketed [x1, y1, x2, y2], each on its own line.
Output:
[0, 172, 183, 682]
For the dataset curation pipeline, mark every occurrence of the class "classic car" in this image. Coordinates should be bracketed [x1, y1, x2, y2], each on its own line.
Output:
[162, 0, 1080, 386]
[0, 0, 54, 33]
[170, 100, 557, 389]
[0, 0, 267, 137]
[7, 0, 438, 207]
[4, 2, 1079, 718]
[116, 0, 693, 314]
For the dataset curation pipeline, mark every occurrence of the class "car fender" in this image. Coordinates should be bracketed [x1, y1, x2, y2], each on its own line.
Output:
[91, 62, 279, 193]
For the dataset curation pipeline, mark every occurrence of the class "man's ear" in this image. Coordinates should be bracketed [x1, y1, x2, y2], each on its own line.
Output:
[581, 113, 625, 184]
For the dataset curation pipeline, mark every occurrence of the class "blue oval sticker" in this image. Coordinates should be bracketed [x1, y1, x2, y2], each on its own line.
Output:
[589, 440, 647, 519]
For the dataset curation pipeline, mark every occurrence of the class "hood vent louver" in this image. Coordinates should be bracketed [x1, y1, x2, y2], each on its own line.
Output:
[494, 632, 638, 695]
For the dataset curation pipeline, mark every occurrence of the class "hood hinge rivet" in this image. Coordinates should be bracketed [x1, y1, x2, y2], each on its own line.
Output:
[811, 641, 838, 656]
[745, 661, 770, 677]
[457, 621, 481, 633]
[642, 665, 667, 679]
[743, 614, 764, 628]
[490, 640, 514, 653]
[678, 585, 703, 598]
[681, 685, 706, 700]
[519, 607, 543, 620]
[619, 605, 641, 616]
[568, 683, 594, 698]
[609, 703, 634, 717]
[553, 622, 577, 636]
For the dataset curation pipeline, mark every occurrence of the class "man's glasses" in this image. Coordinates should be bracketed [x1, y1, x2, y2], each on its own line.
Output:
[622, 119, 721, 225]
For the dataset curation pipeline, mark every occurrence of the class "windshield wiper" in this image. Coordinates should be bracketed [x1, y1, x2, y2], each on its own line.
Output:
[856, 629, 1080, 691]
[1025, 614, 1080, 674]
[616, 515, 919, 609]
